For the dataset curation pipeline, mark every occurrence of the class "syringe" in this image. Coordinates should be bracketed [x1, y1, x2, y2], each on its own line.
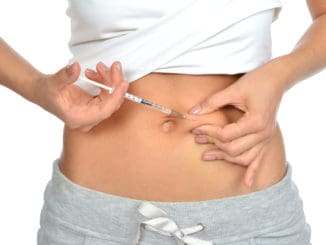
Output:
[78, 77, 187, 119]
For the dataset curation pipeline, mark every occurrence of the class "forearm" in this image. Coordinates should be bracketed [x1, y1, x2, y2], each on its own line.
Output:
[268, 13, 326, 92]
[0, 37, 44, 103]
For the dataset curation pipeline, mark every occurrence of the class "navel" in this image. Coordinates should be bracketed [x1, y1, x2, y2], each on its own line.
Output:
[162, 120, 176, 133]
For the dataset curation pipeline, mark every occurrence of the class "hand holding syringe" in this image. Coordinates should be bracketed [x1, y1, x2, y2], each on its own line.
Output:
[78, 75, 187, 119]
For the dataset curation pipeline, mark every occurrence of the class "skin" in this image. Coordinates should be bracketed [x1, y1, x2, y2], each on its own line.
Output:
[188, 0, 326, 186]
[0, 44, 129, 133]
[162, 120, 176, 133]
[62, 64, 285, 201]
[0, 0, 325, 189]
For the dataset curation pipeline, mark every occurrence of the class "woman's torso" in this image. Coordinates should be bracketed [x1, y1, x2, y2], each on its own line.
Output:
[61, 0, 286, 201]
[59, 73, 287, 201]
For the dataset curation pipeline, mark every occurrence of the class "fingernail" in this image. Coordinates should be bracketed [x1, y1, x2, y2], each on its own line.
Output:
[85, 68, 96, 75]
[99, 61, 109, 71]
[196, 136, 208, 143]
[66, 63, 75, 76]
[203, 154, 216, 160]
[115, 61, 122, 72]
[188, 105, 201, 115]
[191, 129, 201, 135]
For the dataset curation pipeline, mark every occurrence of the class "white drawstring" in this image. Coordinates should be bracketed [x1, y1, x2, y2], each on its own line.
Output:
[135, 202, 213, 245]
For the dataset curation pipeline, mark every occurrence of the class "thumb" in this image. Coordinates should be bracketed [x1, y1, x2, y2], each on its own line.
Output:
[188, 86, 234, 115]
[54, 62, 81, 87]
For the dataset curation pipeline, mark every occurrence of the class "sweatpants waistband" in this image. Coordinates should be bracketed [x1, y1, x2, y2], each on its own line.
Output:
[42, 159, 304, 243]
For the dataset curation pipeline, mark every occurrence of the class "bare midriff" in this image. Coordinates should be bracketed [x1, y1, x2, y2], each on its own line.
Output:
[59, 73, 287, 202]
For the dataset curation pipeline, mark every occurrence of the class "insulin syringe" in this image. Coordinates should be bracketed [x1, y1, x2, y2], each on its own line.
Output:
[79, 77, 186, 119]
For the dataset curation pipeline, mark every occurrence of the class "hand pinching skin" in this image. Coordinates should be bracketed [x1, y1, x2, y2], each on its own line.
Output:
[188, 65, 284, 187]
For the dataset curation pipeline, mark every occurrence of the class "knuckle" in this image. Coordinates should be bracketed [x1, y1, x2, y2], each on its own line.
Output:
[212, 139, 221, 148]
[218, 132, 229, 143]
[205, 126, 215, 137]
[224, 142, 238, 156]
[236, 155, 252, 166]
[52, 72, 63, 85]
[237, 148, 258, 166]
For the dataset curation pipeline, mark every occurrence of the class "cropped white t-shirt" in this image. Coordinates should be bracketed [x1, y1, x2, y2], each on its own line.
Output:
[66, 0, 282, 95]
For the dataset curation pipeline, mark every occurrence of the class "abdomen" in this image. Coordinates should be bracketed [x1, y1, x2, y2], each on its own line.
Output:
[60, 73, 287, 201]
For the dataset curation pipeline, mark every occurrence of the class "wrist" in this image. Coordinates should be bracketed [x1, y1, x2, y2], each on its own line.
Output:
[261, 55, 299, 94]
[27, 71, 47, 105]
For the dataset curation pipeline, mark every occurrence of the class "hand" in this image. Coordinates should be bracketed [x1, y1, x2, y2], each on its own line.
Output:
[188, 67, 285, 187]
[35, 61, 129, 132]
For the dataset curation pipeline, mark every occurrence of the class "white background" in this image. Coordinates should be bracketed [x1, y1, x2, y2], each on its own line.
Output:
[0, 0, 325, 244]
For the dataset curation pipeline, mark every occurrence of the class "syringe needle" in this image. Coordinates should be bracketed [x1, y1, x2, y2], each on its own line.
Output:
[79, 76, 187, 119]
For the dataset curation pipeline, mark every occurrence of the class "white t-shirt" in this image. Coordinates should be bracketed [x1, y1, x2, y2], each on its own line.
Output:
[66, 0, 282, 95]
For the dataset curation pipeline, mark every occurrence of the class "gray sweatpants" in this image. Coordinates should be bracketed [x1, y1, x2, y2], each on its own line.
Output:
[37, 159, 311, 245]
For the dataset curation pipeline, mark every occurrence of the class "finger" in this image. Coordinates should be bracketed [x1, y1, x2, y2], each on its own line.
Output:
[94, 79, 129, 120]
[217, 113, 268, 142]
[95, 61, 123, 88]
[96, 61, 124, 89]
[194, 124, 271, 156]
[96, 60, 128, 106]
[244, 147, 265, 187]
[194, 134, 212, 145]
[85, 67, 115, 95]
[202, 140, 266, 166]
[54, 62, 81, 89]
[66, 79, 128, 127]
[110, 61, 124, 88]
[95, 61, 114, 94]
[192, 124, 233, 144]
[85, 68, 104, 83]
[188, 86, 237, 115]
